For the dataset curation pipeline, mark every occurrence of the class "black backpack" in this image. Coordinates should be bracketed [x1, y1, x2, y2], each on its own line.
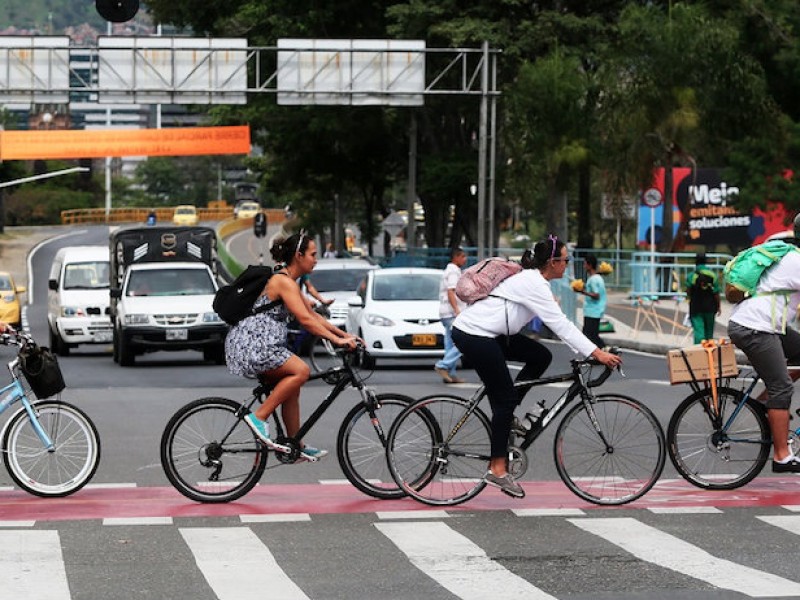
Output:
[213, 265, 282, 326]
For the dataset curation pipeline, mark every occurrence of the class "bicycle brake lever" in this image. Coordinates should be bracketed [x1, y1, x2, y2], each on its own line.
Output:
[617, 366, 627, 378]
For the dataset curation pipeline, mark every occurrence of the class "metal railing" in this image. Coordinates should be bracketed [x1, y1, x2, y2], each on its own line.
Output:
[61, 207, 285, 225]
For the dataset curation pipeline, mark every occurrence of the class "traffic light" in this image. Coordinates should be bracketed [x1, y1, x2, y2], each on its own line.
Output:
[254, 212, 267, 238]
[96, 0, 140, 22]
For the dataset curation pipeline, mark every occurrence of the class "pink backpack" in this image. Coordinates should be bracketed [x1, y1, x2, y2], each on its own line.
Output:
[455, 257, 523, 304]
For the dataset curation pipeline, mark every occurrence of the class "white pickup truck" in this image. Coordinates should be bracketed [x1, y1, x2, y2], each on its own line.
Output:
[109, 227, 228, 367]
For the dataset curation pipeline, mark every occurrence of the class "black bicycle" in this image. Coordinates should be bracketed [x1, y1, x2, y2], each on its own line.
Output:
[386, 349, 666, 506]
[160, 344, 411, 503]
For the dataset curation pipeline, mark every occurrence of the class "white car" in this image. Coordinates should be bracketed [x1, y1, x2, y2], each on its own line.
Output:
[346, 267, 445, 366]
[306, 258, 380, 329]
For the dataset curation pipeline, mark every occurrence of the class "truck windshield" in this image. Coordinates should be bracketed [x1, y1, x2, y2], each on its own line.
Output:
[64, 262, 110, 290]
[126, 269, 215, 297]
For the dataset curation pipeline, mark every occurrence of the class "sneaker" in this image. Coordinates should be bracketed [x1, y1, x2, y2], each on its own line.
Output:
[244, 414, 288, 452]
[483, 471, 525, 498]
[773, 455, 800, 473]
[299, 446, 329, 462]
[434, 367, 453, 383]
[448, 375, 465, 384]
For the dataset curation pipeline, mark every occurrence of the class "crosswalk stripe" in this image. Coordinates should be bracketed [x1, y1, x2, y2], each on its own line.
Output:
[375, 521, 557, 600]
[757, 514, 800, 535]
[180, 527, 310, 600]
[0, 531, 70, 599]
[569, 517, 800, 598]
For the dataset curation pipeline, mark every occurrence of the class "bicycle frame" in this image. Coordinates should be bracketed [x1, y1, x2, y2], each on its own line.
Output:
[216, 359, 376, 459]
[451, 361, 611, 455]
[1, 357, 54, 450]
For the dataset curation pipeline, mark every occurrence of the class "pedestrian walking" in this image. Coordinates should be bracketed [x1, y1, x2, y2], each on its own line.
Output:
[574, 254, 607, 348]
[434, 247, 468, 383]
[686, 253, 721, 344]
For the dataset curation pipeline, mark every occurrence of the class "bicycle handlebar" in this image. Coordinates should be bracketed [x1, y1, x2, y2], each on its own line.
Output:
[577, 346, 621, 388]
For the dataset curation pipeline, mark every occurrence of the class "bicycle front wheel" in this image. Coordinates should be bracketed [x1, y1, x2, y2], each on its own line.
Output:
[337, 393, 413, 499]
[3, 401, 100, 497]
[160, 397, 267, 503]
[387, 394, 490, 506]
[309, 336, 343, 373]
[668, 386, 770, 490]
[554, 394, 666, 505]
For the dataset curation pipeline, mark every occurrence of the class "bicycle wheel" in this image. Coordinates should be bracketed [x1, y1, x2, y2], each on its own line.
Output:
[387, 394, 491, 506]
[3, 401, 100, 497]
[337, 393, 412, 499]
[160, 397, 267, 503]
[554, 394, 666, 505]
[309, 336, 343, 373]
[667, 386, 770, 490]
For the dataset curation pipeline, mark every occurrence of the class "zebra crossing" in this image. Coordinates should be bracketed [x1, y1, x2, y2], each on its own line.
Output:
[5, 508, 800, 599]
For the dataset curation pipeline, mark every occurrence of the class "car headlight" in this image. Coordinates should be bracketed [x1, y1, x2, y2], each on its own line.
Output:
[124, 314, 150, 325]
[365, 313, 395, 327]
[203, 312, 223, 323]
[60, 306, 85, 317]
[2, 294, 15, 303]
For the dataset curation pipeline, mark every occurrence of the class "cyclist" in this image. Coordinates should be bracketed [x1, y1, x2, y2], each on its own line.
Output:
[451, 235, 622, 498]
[728, 225, 800, 472]
[225, 231, 358, 460]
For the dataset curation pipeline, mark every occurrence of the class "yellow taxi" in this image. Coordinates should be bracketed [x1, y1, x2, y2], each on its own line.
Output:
[235, 201, 261, 219]
[172, 205, 199, 226]
[0, 272, 25, 327]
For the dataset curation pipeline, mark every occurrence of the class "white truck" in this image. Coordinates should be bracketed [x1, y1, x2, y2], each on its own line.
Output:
[47, 246, 113, 356]
[109, 227, 228, 367]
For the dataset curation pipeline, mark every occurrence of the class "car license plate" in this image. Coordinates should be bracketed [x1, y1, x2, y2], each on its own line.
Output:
[167, 328, 188, 341]
[94, 331, 112, 343]
[412, 334, 437, 347]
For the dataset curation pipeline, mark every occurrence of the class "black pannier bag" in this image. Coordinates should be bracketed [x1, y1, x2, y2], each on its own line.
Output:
[19, 344, 66, 398]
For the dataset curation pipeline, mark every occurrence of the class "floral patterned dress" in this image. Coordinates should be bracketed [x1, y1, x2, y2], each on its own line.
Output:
[225, 295, 293, 377]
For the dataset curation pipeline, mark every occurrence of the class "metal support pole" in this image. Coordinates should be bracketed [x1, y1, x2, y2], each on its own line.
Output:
[477, 41, 489, 259]
[487, 50, 497, 255]
[406, 112, 417, 252]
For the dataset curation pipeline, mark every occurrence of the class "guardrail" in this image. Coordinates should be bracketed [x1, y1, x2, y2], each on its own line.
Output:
[61, 207, 285, 225]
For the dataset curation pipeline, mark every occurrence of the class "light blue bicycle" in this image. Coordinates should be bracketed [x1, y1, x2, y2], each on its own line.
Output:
[0, 328, 100, 496]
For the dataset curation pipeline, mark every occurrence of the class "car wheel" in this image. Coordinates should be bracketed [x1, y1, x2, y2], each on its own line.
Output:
[117, 331, 134, 367]
[49, 327, 69, 357]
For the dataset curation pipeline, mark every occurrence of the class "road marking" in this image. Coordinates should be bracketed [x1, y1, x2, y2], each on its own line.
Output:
[239, 514, 311, 523]
[758, 515, 800, 536]
[376, 510, 450, 520]
[0, 520, 35, 527]
[181, 527, 310, 600]
[0, 530, 70, 599]
[376, 521, 557, 600]
[647, 507, 722, 514]
[86, 482, 137, 489]
[513, 508, 586, 517]
[570, 517, 800, 598]
[103, 516, 173, 526]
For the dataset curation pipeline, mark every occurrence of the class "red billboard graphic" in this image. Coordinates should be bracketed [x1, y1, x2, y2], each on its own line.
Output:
[637, 167, 791, 248]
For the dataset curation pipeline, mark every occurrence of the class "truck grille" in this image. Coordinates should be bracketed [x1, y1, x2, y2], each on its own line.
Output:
[153, 314, 199, 326]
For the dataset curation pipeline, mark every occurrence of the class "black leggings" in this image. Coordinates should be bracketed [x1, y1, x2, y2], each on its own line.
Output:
[452, 327, 553, 458]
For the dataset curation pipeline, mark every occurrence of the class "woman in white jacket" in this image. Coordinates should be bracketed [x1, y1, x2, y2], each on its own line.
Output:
[452, 236, 622, 498]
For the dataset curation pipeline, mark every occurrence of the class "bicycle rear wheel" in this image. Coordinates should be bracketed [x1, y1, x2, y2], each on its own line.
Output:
[667, 386, 770, 489]
[387, 394, 490, 506]
[160, 397, 267, 503]
[554, 394, 665, 505]
[337, 393, 413, 499]
[3, 400, 100, 497]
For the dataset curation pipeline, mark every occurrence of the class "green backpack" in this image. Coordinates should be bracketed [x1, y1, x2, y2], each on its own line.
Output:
[723, 240, 799, 303]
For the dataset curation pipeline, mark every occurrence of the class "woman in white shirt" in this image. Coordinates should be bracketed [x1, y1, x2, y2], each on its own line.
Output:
[451, 236, 622, 498]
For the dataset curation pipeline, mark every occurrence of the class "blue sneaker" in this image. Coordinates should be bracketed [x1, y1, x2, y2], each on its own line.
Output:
[244, 414, 288, 452]
[299, 446, 328, 462]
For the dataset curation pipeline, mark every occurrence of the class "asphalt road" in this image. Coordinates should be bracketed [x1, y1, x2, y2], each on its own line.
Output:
[2, 224, 800, 600]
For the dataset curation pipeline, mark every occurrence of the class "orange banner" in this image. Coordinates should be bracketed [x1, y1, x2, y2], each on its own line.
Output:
[0, 125, 251, 160]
